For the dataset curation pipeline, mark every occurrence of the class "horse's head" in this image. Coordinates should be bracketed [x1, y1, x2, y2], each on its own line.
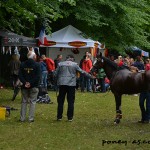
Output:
[90, 52, 118, 80]
[90, 52, 104, 74]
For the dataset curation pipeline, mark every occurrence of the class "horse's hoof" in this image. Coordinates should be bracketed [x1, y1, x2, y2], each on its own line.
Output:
[119, 114, 122, 119]
[114, 119, 120, 124]
[114, 121, 117, 125]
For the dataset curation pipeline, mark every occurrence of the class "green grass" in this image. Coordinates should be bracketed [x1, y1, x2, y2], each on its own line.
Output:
[0, 89, 150, 150]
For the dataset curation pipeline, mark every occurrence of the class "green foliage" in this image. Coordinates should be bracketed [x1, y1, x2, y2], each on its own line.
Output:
[0, 0, 76, 36]
[0, 0, 149, 52]
[58, 0, 150, 51]
[58, 0, 76, 6]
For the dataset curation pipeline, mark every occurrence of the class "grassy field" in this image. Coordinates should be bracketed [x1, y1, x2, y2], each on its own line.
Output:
[0, 88, 150, 150]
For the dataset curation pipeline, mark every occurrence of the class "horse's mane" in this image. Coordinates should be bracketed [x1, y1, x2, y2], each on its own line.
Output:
[102, 56, 118, 70]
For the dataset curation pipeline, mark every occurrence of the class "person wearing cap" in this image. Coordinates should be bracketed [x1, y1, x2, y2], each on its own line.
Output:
[19, 51, 41, 122]
[54, 54, 93, 122]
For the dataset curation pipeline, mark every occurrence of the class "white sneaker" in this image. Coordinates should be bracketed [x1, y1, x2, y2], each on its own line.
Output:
[68, 119, 73, 122]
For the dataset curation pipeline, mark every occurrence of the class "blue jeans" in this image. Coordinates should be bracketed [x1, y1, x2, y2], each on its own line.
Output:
[105, 83, 110, 91]
[80, 75, 92, 92]
[98, 78, 106, 92]
[139, 92, 150, 121]
[41, 71, 48, 88]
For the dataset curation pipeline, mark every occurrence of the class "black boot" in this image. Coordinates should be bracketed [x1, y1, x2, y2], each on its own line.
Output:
[11, 94, 16, 101]
[12, 87, 20, 101]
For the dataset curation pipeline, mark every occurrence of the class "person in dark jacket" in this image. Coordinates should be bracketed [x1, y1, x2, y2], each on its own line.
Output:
[54, 54, 63, 69]
[8, 54, 21, 101]
[54, 55, 93, 122]
[19, 51, 41, 122]
[53, 54, 63, 91]
[132, 55, 144, 71]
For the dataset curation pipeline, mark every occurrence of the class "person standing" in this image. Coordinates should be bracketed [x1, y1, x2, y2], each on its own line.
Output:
[8, 54, 21, 101]
[54, 54, 63, 91]
[138, 58, 150, 123]
[54, 55, 93, 122]
[117, 55, 124, 67]
[81, 53, 93, 92]
[41, 54, 55, 89]
[19, 51, 41, 122]
[96, 68, 106, 93]
[132, 55, 144, 71]
[145, 59, 150, 71]
[39, 57, 48, 90]
[54, 54, 63, 69]
[41, 54, 55, 73]
[133, 56, 150, 123]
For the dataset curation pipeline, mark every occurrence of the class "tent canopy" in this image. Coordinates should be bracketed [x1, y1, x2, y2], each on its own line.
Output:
[0, 30, 37, 47]
[131, 46, 149, 57]
[42, 25, 100, 48]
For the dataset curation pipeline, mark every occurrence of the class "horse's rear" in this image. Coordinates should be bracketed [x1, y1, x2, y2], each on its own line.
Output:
[145, 70, 150, 91]
[110, 69, 148, 95]
[110, 69, 149, 124]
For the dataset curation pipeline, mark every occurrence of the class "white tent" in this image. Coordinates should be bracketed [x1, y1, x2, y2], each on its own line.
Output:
[45, 25, 99, 48]
[41, 25, 103, 63]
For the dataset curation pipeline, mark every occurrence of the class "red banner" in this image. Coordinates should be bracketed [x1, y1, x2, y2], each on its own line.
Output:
[68, 41, 87, 47]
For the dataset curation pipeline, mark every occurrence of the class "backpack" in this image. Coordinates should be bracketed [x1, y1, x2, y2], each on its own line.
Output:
[37, 86, 51, 104]
[37, 94, 51, 104]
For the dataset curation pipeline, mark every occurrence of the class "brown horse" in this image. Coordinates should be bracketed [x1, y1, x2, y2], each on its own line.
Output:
[90, 53, 150, 124]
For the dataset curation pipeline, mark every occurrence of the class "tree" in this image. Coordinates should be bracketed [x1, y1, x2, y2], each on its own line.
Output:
[0, 0, 149, 52]
[0, 0, 76, 37]
[54, 0, 150, 51]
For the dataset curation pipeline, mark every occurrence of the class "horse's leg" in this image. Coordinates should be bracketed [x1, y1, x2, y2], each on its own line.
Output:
[114, 94, 122, 124]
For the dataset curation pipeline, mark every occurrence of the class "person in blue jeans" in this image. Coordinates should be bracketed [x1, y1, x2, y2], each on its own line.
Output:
[133, 55, 150, 123]
[39, 58, 48, 90]
[138, 92, 150, 123]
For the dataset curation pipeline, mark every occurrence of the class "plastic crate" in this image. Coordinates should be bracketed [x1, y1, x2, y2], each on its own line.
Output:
[0, 107, 6, 120]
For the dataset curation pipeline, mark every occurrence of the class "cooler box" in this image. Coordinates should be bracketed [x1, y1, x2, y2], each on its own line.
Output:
[0, 107, 6, 120]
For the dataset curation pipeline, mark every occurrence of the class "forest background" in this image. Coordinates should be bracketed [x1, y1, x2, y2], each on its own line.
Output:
[0, 0, 150, 53]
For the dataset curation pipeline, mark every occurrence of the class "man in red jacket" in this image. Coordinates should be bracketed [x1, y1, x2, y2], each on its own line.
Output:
[81, 53, 93, 92]
[41, 55, 55, 73]
[41, 55, 55, 90]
